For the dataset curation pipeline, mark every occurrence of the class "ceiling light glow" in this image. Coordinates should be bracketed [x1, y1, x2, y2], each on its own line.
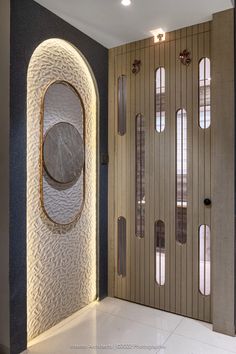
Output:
[150, 28, 166, 43]
[121, 0, 132, 6]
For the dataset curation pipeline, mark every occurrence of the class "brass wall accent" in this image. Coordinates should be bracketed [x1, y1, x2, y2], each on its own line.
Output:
[132, 59, 141, 74]
[179, 49, 192, 66]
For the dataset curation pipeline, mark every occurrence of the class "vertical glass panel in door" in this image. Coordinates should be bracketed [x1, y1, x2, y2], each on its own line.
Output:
[199, 225, 211, 296]
[117, 217, 126, 277]
[155, 67, 165, 132]
[199, 58, 211, 129]
[176, 109, 187, 244]
[118, 75, 127, 135]
[155, 220, 165, 285]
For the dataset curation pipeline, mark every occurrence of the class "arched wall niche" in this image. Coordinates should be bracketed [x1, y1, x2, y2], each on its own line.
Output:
[27, 38, 98, 341]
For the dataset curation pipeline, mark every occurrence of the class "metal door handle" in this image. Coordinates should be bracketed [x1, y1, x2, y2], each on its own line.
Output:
[204, 198, 211, 206]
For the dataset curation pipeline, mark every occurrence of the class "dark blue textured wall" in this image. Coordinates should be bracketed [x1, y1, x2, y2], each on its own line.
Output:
[10, 1, 108, 353]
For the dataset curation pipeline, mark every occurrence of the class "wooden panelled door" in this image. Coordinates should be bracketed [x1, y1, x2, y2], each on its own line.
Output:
[109, 22, 212, 322]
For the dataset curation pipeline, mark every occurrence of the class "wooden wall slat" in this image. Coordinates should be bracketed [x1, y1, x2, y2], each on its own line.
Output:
[164, 39, 170, 311]
[186, 26, 193, 318]
[169, 36, 177, 314]
[159, 41, 166, 310]
[121, 46, 127, 300]
[135, 40, 141, 304]
[154, 40, 160, 309]
[180, 27, 188, 317]
[116, 50, 122, 299]
[191, 31, 199, 320]
[175, 34, 181, 315]
[130, 44, 137, 303]
[211, 9, 235, 336]
[149, 44, 155, 308]
[203, 29, 211, 323]
[108, 48, 115, 297]
[140, 46, 146, 304]
[198, 30, 205, 321]
[144, 44, 150, 306]
[125, 46, 131, 301]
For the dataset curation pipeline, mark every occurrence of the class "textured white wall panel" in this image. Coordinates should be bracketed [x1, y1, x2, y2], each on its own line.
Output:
[27, 39, 97, 340]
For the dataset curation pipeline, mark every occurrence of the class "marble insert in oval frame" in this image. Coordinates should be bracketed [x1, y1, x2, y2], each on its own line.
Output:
[41, 81, 86, 225]
[43, 122, 85, 184]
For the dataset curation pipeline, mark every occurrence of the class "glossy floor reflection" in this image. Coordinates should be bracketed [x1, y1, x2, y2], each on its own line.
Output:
[23, 297, 236, 354]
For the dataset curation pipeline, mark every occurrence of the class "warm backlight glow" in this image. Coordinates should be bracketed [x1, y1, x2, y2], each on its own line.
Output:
[27, 39, 97, 341]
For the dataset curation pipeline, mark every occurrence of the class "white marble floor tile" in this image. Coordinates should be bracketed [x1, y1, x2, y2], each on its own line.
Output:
[26, 304, 169, 354]
[100, 297, 182, 333]
[174, 318, 236, 353]
[22, 298, 236, 354]
[159, 334, 235, 354]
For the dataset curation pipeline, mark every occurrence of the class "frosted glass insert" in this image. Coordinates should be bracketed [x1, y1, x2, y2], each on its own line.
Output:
[155, 220, 165, 286]
[118, 75, 127, 135]
[199, 58, 211, 129]
[117, 217, 126, 277]
[199, 225, 211, 296]
[155, 67, 165, 132]
[176, 109, 187, 244]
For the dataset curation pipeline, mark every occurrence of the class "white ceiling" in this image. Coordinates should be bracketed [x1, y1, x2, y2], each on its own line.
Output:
[34, 0, 233, 48]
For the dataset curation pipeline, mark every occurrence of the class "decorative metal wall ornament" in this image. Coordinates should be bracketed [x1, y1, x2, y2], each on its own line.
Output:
[132, 59, 141, 74]
[179, 49, 192, 66]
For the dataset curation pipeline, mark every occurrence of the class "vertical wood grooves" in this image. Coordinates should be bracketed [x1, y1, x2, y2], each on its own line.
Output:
[135, 41, 139, 304]
[187, 26, 193, 318]
[126, 44, 131, 301]
[149, 42, 155, 307]
[175, 31, 180, 314]
[109, 22, 213, 324]
[130, 42, 136, 303]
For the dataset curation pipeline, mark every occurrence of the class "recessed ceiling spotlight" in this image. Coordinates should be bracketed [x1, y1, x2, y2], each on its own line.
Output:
[121, 0, 132, 6]
[150, 28, 166, 43]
